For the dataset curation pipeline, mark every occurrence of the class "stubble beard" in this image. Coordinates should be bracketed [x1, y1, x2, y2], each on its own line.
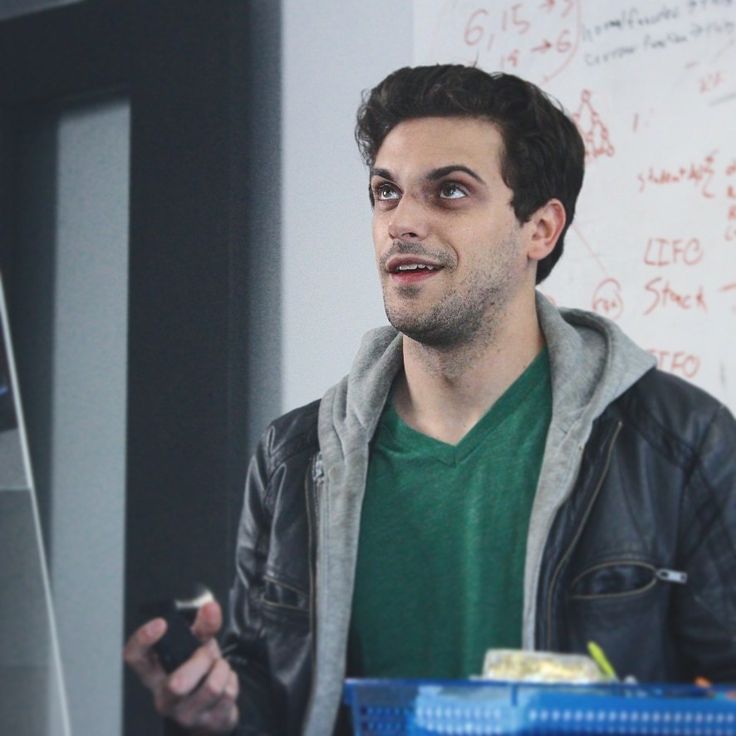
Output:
[382, 235, 520, 351]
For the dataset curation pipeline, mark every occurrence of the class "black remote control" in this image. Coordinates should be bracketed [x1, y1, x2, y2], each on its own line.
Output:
[140, 584, 213, 673]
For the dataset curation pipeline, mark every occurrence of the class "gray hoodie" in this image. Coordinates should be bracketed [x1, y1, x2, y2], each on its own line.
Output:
[301, 293, 655, 736]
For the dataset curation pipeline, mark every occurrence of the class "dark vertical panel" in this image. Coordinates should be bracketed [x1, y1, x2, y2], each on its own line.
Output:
[123, 3, 259, 734]
[125, 2, 232, 600]
[9, 109, 59, 547]
[0, 115, 16, 277]
[0, 0, 128, 104]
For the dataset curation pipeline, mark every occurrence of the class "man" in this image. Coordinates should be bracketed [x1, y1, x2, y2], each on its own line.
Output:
[125, 65, 736, 735]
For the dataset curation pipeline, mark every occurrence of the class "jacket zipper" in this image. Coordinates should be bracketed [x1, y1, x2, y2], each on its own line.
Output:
[568, 561, 688, 600]
[656, 568, 687, 584]
[302, 453, 323, 731]
[544, 420, 623, 649]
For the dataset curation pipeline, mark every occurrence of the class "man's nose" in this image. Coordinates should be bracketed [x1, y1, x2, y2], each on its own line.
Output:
[387, 195, 430, 241]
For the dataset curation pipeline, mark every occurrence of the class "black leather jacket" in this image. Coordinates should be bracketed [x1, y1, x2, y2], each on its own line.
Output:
[221, 367, 736, 735]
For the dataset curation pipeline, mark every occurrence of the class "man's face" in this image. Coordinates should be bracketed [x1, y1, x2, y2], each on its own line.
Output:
[371, 116, 537, 348]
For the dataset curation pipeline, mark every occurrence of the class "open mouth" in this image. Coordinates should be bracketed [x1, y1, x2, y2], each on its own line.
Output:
[387, 257, 443, 283]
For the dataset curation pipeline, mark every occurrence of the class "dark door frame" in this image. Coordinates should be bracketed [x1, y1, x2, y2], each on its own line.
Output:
[0, 2, 281, 733]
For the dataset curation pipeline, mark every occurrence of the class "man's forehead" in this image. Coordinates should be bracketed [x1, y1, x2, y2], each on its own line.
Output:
[372, 116, 503, 178]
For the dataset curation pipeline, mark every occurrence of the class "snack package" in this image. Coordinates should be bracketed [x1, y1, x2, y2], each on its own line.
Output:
[480, 648, 609, 684]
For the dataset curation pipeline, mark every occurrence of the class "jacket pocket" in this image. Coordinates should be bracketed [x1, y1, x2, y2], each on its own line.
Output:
[260, 575, 309, 616]
[569, 560, 685, 601]
[565, 564, 674, 682]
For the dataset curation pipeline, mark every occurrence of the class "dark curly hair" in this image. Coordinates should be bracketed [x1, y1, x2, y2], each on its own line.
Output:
[355, 65, 585, 284]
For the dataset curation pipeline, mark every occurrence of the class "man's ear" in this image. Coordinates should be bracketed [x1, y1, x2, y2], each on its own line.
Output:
[526, 199, 566, 263]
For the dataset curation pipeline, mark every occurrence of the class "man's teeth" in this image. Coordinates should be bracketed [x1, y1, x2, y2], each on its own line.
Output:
[396, 263, 436, 271]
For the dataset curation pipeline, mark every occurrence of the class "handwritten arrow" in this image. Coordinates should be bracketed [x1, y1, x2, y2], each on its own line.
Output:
[532, 39, 553, 53]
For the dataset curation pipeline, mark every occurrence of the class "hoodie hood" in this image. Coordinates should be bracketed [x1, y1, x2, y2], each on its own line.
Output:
[539, 294, 656, 435]
[301, 294, 655, 735]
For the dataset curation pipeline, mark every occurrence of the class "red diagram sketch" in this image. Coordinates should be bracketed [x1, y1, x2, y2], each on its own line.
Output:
[573, 89, 614, 161]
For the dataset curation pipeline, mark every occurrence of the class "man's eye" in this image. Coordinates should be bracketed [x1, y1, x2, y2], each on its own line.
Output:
[439, 182, 467, 199]
[374, 183, 399, 200]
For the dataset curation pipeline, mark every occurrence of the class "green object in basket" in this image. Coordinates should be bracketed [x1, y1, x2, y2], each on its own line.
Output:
[587, 640, 618, 680]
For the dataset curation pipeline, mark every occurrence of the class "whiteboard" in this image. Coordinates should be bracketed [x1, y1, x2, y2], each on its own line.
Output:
[414, 0, 736, 411]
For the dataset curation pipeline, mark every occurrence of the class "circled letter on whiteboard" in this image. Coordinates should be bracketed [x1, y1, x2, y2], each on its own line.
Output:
[592, 278, 623, 321]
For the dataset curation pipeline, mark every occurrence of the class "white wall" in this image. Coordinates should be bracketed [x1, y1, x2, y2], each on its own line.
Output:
[14, 97, 129, 736]
[281, 1, 413, 411]
[50, 99, 129, 736]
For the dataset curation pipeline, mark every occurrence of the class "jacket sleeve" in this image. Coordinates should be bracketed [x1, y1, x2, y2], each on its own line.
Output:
[675, 402, 736, 681]
[220, 431, 280, 734]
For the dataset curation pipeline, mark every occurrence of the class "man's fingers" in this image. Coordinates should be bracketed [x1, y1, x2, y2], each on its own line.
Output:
[198, 683, 240, 732]
[170, 657, 234, 727]
[122, 599, 236, 731]
[123, 618, 167, 668]
[124, 602, 236, 730]
[123, 618, 168, 688]
[152, 644, 214, 718]
[224, 668, 239, 702]
[167, 642, 220, 698]
[192, 599, 222, 642]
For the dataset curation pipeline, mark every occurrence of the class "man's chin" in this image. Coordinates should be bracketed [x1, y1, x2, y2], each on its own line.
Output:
[387, 315, 462, 349]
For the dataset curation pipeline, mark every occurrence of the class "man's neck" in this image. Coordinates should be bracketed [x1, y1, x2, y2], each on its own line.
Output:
[393, 301, 545, 446]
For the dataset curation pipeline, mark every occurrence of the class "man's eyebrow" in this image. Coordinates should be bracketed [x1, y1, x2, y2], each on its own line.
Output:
[427, 165, 486, 184]
[369, 167, 394, 180]
[370, 164, 485, 184]
[369, 164, 487, 185]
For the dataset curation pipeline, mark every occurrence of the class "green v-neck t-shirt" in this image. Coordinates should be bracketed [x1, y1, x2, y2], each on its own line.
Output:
[349, 348, 552, 679]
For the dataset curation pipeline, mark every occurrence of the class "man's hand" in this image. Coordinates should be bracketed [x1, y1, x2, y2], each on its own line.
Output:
[124, 600, 239, 733]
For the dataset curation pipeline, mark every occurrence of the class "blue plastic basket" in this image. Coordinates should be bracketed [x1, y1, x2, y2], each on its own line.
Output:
[343, 678, 736, 735]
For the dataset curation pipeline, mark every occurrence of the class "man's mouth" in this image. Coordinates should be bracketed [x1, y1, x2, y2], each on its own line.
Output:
[386, 256, 444, 283]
